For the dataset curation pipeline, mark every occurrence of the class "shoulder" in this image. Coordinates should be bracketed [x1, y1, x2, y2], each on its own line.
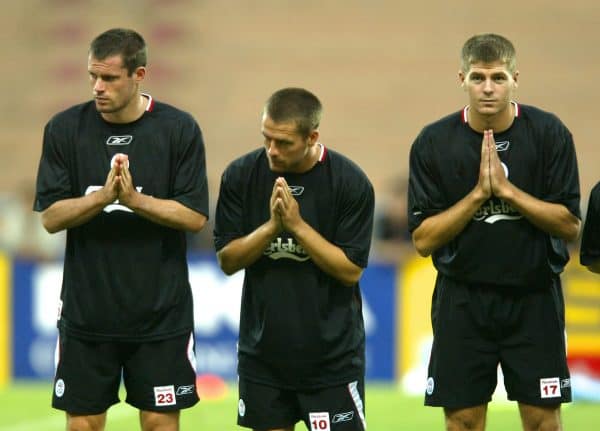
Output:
[410, 109, 464, 157]
[415, 109, 463, 143]
[517, 103, 570, 131]
[222, 148, 264, 180]
[325, 147, 373, 190]
[148, 98, 200, 128]
[46, 101, 95, 131]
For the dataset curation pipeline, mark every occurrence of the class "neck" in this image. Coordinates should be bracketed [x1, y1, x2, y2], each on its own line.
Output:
[102, 93, 146, 124]
[467, 102, 515, 133]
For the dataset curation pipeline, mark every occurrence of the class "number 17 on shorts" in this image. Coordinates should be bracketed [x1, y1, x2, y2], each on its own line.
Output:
[309, 412, 331, 431]
[540, 377, 561, 399]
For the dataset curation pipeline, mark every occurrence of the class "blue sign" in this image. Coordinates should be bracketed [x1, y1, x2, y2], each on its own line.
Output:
[11, 256, 397, 381]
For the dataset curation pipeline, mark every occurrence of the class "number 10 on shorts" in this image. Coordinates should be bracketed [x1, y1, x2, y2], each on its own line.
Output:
[309, 412, 331, 431]
[539, 377, 561, 398]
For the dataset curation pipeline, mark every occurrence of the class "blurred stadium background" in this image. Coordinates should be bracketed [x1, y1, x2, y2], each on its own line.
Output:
[1, 0, 599, 429]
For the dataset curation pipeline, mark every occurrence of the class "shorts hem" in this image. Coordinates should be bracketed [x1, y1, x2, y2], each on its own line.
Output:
[126, 397, 200, 413]
[425, 398, 492, 409]
[52, 399, 120, 415]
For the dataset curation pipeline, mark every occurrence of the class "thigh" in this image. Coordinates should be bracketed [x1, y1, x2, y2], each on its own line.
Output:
[237, 378, 300, 430]
[122, 332, 199, 412]
[426, 275, 499, 409]
[501, 279, 572, 405]
[53, 332, 121, 414]
[298, 379, 366, 431]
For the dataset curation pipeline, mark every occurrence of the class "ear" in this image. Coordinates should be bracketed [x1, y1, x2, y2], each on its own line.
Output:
[512, 70, 519, 88]
[458, 70, 466, 89]
[133, 66, 146, 83]
[308, 130, 319, 146]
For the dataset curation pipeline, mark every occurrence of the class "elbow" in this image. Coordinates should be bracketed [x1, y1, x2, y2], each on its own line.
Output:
[188, 214, 208, 233]
[41, 213, 61, 234]
[411, 227, 433, 257]
[562, 218, 581, 243]
[338, 267, 364, 287]
[412, 237, 432, 258]
[216, 251, 239, 276]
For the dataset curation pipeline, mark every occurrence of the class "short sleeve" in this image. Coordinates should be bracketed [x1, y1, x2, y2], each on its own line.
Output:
[543, 121, 581, 219]
[213, 164, 245, 252]
[407, 130, 445, 232]
[334, 169, 374, 268]
[171, 117, 209, 217]
[34, 119, 73, 212]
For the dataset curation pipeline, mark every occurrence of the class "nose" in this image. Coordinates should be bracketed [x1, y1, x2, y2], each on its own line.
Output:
[266, 139, 278, 156]
[483, 78, 494, 94]
[93, 78, 105, 94]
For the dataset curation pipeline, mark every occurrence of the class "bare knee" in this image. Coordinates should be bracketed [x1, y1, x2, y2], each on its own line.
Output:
[140, 410, 180, 431]
[66, 412, 106, 431]
[444, 405, 487, 431]
[518, 403, 562, 431]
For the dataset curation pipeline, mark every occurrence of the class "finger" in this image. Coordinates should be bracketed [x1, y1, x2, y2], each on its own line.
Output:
[488, 130, 496, 152]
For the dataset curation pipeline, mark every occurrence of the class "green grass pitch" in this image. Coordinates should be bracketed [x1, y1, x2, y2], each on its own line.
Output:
[0, 381, 598, 430]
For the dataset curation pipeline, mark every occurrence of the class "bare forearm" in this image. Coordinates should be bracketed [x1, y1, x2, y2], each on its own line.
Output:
[499, 185, 581, 242]
[217, 221, 279, 275]
[412, 188, 488, 257]
[290, 220, 363, 286]
[41, 191, 111, 233]
[126, 192, 206, 232]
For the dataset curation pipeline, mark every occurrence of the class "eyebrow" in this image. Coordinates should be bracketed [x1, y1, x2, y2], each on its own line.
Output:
[262, 132, 293, 144]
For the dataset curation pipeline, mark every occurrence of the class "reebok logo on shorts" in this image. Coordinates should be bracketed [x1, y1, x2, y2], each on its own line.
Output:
[175, 385, 195, 396]
[332, 411, 354, 423]
[539, 377, 561, 398]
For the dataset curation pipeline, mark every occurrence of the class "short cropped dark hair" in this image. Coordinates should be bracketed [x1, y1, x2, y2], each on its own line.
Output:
[89, 28, 147, 76]
[461, 33, 516, 74]
[264, 88, 322, 138]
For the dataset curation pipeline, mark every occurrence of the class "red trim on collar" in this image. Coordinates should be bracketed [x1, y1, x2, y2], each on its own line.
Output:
[142, 93, 154, 112]
[318, 143, 327, 162]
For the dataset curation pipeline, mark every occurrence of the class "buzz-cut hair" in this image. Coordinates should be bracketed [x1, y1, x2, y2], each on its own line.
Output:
[89, 28, 147, 76]
[264, 88, 322, 138]
[461, 33, 516, 74]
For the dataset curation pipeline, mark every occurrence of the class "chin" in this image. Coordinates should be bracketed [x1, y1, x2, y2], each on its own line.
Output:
[477, 107, 500, 116]
[268, 160, 285, 172]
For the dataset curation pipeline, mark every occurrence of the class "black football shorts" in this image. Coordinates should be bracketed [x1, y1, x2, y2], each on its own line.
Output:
[52, 331, 199, 414]
[237, 377, 366, 430]
[425, 274, 571, 409]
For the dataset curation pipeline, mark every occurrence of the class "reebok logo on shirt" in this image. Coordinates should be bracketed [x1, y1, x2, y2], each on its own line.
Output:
[106, 135, 133, 145]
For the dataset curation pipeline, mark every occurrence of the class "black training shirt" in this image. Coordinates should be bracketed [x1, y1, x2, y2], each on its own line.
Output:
[214, 145, 374, 389]
[408, 103, 580, 288]
[34, 95, 209, 341]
